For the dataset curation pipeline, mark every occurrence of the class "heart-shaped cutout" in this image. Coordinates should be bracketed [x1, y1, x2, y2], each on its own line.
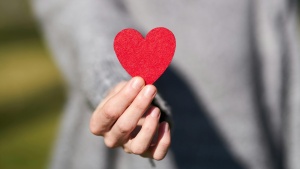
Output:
[114, 27, 176, 84]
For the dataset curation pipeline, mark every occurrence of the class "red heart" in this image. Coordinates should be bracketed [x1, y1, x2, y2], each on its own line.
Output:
[114, 27, 176, 84]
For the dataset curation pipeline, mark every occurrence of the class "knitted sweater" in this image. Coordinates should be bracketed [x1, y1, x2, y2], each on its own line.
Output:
[32, 0, 300, 168]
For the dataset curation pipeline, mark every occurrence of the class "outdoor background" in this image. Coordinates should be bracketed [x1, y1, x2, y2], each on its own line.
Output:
[0, 1, 65, 169]
[0, 1, 299, 169]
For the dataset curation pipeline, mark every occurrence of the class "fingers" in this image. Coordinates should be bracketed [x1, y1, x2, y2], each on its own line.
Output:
[105, 85, 157, 146]
[129, 107, 160, 154]
[89, 77, 171, 161]
[122, 121, 171, 161]
[120, 108, 171, 161]
[90, 77, 145, 135]
[150, 122, 171, 160]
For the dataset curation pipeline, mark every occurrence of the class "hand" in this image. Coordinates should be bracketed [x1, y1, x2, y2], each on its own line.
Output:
[90, 77, 171, 160]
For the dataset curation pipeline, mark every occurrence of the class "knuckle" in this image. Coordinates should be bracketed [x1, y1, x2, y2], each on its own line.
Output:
[116, 122, 134, 134]
[153, 154, 165, 161]
[102, 104, 118, 120]
[153, 148, 169, 161]
[143, 125, 153, 133]
[134, 100, 146, 111]
[123, 147, 132, 154]
[131, 97, 148, 113]
[89, 122, 104, 136]
[104, 137, 118, 148]
[131, 145, 146, 155]
[89, 115, 105, 135]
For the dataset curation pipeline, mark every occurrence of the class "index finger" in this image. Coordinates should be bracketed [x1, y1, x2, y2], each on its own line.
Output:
[90, 77, 145, 135]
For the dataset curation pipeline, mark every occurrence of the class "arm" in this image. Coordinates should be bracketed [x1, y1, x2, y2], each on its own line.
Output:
[32, 0, 171, 160]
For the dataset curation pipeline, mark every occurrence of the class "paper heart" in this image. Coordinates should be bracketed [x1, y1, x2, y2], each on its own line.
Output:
[114, 27, 176, 84]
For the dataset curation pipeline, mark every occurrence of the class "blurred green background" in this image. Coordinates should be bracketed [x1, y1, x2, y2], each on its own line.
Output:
[0, 0, 65, 169]
[0, 1, 299, 169]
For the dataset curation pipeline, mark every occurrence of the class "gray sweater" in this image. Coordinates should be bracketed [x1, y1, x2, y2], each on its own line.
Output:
[32, 0, 300, 169]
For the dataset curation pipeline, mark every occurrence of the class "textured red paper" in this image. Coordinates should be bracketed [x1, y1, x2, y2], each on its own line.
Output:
[114, 27, 176, 84]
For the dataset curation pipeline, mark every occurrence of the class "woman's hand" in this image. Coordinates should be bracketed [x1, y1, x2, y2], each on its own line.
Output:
[90, 77, 171, 160]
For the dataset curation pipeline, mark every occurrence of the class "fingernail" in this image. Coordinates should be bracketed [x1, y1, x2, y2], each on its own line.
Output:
[131, 77, 144, 89]
[151, 108, 160, 118]
[143, 86, 156, 97]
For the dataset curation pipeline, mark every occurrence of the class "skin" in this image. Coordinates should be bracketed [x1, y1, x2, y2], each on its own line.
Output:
[90, 76, 171, 160]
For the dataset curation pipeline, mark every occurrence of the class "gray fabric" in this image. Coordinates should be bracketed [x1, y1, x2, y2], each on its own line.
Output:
[32, 0, 300, 169]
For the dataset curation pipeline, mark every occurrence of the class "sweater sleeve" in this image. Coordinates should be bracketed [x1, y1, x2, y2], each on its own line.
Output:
[283, 1, 300, 168]
[31, 0, 172, 123]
